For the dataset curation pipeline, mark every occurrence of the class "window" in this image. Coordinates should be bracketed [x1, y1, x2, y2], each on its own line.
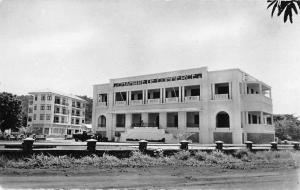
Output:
[46, 114, 51, 120]
[54, 116, 59, 123]
[72, 100, 75, 107]
[62, 108, 67, 115]
[40, 114, 45, 120]
[54, 97, 60, 104]
[167, 112, 178, 127]
[71, 118, 74, 124]
[61, 117, 65, 123]
[216, 111, 230, 128]
[116, 114, 125, 127]
[98, 115, 106, 127]
[41, 94, 45, 101]
[33, 114, 36, 120]
[47, 95, 52, 100]
[34, 105, 37, 110]
[28, 108, 33, 113]
[82, 120, 85, 124]
[34, 95, 38, 101]
[75, 119, 80, 125]
[47, 105, 51, 110]
[28, 116, 32, 122]
[40, 105, 45, 110]
[29, 100, 33, 105]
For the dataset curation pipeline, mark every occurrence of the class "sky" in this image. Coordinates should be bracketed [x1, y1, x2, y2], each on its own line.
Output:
[0, 0, 299, 115]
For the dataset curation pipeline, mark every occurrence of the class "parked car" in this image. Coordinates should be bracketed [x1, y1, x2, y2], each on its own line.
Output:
[72, 131, 94, 142]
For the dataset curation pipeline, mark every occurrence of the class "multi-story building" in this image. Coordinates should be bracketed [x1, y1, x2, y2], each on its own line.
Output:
[92, 67, 274, 144]
[27, 90, 86, 136]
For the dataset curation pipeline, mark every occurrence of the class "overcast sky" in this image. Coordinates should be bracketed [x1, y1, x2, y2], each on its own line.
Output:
[0, 0, 299, 115]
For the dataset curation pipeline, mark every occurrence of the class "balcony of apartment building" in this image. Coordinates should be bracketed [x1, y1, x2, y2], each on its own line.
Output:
[212, 83, 230, 100]
[242, 83, 272, 109]
[243, 111, 274, 132]
[147, 89, 161, 104]
[184, 85, 200, 103]
[165, 87, 179, 103]
[130, 90, 143, 105]
[115, 92, 127, 106]
[98, 93, 108, 107]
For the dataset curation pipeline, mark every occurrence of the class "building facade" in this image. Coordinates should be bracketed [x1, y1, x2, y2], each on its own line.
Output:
[27, 91, 86, 136]
[92, 67, 274, 144]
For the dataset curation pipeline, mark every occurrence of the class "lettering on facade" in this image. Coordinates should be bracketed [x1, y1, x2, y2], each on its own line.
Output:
[113, 73, 202, 87]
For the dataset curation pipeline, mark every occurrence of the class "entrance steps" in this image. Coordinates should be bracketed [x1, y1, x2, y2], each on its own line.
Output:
[120, 127, 177, 143]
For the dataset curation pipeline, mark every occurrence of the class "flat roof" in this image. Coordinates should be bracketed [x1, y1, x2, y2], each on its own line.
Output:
[28, 89, 87, 102]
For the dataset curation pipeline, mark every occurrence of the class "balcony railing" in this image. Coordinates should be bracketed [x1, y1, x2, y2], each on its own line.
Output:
[130, 100, 143, 105]
[147, 99, 161, 104]
[184, 96, 200, 102]
[214, 94, 229, 100]
[165, 97, 179, 103]
[115, 101, 127, 106]
[187, 123, 200, 127]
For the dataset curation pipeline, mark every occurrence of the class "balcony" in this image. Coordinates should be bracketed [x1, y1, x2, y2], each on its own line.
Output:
[214, 94, 229, 100]
[115, 101, 127, 106]
[244, 124, 274, 133]
[241, 94, 272, 112]
[147, 99, 161, 104]
[184, 96, 200, 102]
[130, 100, 143, 105]
[165, 97, 179, 103]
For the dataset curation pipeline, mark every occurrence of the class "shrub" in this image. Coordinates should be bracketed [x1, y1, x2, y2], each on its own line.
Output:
[173, 151, 190, 161]
[194, 151, 209, 161]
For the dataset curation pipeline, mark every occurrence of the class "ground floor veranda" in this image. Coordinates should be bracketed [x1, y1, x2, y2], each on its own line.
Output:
[95, 111, 275, 144]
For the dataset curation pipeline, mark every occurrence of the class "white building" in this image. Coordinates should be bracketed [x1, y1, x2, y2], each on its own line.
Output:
[92, 67, 274, 144]
[27, 90, 86, 136]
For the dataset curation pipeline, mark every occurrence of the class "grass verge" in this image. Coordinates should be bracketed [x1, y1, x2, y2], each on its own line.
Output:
[0, 150, 299, 170]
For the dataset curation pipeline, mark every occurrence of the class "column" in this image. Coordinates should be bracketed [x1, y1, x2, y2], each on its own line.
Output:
[128, 91, 131, 105]
[163, 88, 166, 103]
[211, 83, 215, 100]
[160, 88, 163, 103]
[141, 113, 148, 127]
[260, 111, 264, 124]
[142, 90, 145, 104]
[159, 112, 167, 129]
[179, 86, 182, 102]
[182, 86, 185, 102]
[145, 89, 148, 103]
[113, 92, 116, 106]
[244, 83, 248, 95]
[259, 83, 262, 94]
[178, 112, 186, 133]
[125, 113, 132, 130]
[229, 82, 232, 99]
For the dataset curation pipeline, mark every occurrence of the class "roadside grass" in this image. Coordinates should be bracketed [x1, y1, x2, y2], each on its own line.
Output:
[0, 150, 298, 169]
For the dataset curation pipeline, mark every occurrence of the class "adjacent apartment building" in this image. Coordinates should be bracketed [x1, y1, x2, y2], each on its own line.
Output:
[27, 91, 86, 136]
[92, 67, 274, 144]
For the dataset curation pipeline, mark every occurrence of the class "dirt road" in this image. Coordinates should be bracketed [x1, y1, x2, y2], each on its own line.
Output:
[0, 166, 299, 189]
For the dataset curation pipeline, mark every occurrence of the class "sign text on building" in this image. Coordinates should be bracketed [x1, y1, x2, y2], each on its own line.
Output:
[113, 73, 202, 87]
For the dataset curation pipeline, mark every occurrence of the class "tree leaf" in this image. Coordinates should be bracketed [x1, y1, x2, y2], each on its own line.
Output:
[278, 1, 289, 16]
[267, 0, 277, 9]
[291, 2, 298, 14]
[271, 1, 278, 17]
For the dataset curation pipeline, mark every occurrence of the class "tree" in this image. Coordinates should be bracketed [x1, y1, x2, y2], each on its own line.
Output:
[273, 114, 300, 141]
[0, 92, 23, 133]
[17, 95, 31, 128]
[77, 95, 93, 124]
[267, 0, 300, 23]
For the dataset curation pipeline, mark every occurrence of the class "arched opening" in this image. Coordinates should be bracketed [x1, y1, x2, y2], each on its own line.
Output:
[216, 111, 230, 128]
[98, 115, 106, 127]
